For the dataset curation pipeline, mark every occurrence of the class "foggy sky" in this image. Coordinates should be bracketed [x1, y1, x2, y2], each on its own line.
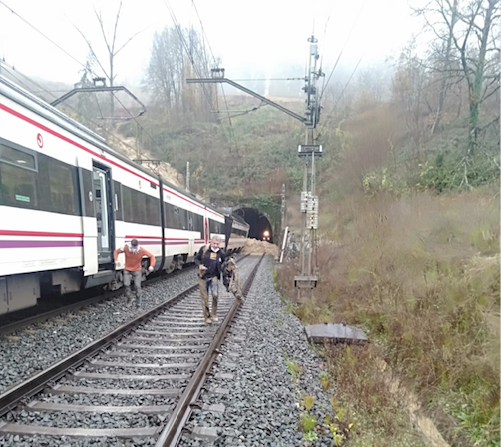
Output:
[0, 0, 420, 91]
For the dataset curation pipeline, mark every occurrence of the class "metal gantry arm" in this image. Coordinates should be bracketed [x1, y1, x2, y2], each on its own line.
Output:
[51, 86, 146, 118]
[186, 78, 307, 125]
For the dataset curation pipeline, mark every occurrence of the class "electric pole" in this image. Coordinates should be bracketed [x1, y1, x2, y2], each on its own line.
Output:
[186, 35, 324, 293]
[295, 35, 322, 293]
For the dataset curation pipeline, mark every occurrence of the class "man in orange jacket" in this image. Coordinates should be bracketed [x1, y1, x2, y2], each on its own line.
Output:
[114, 238, 155, 308]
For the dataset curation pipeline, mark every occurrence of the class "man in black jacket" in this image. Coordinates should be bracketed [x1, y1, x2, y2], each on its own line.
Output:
[194, 236, 226, 323]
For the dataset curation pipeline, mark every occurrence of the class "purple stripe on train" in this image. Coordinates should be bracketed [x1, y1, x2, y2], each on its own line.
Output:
[124, 241, 190, 246]
[0, 240, 83, 249]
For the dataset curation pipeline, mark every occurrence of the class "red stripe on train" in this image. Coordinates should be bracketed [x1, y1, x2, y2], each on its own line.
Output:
[0, 102, 222, 215]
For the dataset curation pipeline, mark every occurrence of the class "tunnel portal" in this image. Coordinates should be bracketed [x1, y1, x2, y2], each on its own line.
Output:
[233, 207, 273, 243]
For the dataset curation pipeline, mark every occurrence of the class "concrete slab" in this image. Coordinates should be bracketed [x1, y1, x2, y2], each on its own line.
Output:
[305, 323, 368, 344]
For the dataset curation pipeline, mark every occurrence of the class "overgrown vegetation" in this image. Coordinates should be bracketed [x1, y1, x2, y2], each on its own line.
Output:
[274, 3, 499, 444]
[279, 185, 500, 445]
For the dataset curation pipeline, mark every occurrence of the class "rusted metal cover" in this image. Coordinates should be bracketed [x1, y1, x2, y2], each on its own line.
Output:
[305, 323, 368, 344]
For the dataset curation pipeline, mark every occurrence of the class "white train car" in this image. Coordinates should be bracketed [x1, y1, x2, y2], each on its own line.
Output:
[0, 75, 248, 315]
[226, 216, 250, 253]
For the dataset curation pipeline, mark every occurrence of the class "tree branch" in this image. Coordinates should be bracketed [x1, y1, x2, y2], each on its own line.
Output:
[115, 26, 150, 55]
[110, 0, 123, 54]
[94, 8, 113, 55]
[482, 82, 500, 102]
[72, 22, 110, 80]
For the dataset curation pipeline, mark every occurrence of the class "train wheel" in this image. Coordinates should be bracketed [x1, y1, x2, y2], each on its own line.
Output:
[110, 271, 124, 291]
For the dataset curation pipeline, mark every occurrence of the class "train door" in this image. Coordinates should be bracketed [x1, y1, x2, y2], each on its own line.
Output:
[92, 163, 114, 267]
[224, 216, 233, 251]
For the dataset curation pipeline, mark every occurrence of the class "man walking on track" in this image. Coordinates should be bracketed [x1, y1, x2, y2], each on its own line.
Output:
[195, 236, 226, 323]
[114, 238, 155, 308]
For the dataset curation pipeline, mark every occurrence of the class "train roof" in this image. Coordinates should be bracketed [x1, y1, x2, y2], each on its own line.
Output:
[0, 75, 222, 216]
[232, 214, 248, 226]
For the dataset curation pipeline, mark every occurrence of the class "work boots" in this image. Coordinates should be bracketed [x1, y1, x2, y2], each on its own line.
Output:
[125, 287, 133, 307]
[211, 298, 218, 322]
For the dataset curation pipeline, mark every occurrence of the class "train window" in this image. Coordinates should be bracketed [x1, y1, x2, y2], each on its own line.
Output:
[131, 189, 146, 225]
[122, 186, 134, 222]
[209, 219, 222, 235]
[0, 148, 81, 215]
[164, 202, 189, 230]
[48, 159, 77, 215]
[179, 207, 187, 230]
[188, 212, 194, 231]
[145, 194, 160, 226]
[232, 228, 247, 237]
[173, 206, 187, 230]
[0, 162, 38, 209]
[113, 181, 123, 221]
[193, 213, 204, 234]
[173, 206, 180, 229]
[134, 191, 147, 225]
[122, 186, 160, 226]
[0, 142, 36, 171]
[82, 169, 95, 217]
[164, 203, 175, 229]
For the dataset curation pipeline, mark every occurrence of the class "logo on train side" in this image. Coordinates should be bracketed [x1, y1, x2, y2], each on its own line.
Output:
[37, 133, 44, 148]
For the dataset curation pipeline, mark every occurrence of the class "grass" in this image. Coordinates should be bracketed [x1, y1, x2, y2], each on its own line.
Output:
[278, 187, 500, 446]
[285, 356, 302, 382]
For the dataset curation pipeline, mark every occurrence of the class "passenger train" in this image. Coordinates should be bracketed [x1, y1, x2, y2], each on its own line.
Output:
[0, 75, 249, 316]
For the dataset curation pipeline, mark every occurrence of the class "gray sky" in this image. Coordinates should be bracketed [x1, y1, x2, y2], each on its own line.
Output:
[0, 0, 419, 89]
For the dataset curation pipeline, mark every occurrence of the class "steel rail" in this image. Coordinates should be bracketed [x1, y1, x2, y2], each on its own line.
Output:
[0, 267, 189, 336]
[0, 254, 248, 336]
[156, 254, 264, 447]
[0, 254, 252, 418]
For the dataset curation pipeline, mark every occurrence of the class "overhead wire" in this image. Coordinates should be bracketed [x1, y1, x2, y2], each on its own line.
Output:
[1, 0, 230, 165]
[318, 54, 364, 136]
[319, 0, 367, 102]
[164, 0, 239, 154]
[1, 60, 61, 99]
[0, 61, 144, 155]
[1, 1, 173, 157]
[93, 92, 104, 119]
[163, 0, 216, 113]
[190, 0, 216, 64]
[112, 92, 164, 152]
[188, 0, 239, 154]
[318, 2, 334, 97]
[1, 64, 33, 92]
[0, 1, 97, 76]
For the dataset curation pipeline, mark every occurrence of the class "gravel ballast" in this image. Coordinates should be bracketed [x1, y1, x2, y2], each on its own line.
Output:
[0, 257, 253, 394]
[180, 255, 336, 446]
[0, 268, 196, 393]
[0, 257, 258, 447]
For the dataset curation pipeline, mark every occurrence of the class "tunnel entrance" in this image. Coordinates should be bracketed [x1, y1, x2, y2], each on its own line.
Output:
[234, 207, 273, 243]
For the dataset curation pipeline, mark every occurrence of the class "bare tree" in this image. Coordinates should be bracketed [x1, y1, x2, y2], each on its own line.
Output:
[73, 0, 145, 115]
[415, 0, 500, 152]
[392, 43, 430, 150]
[143, 28, 184, 112]
[143, 25, 215, 124]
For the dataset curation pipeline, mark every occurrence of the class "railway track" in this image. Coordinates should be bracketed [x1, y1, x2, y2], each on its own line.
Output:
[0, 253, 247, 336]
[0, 263, 200, 337]
[0, 254, 263, 446]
